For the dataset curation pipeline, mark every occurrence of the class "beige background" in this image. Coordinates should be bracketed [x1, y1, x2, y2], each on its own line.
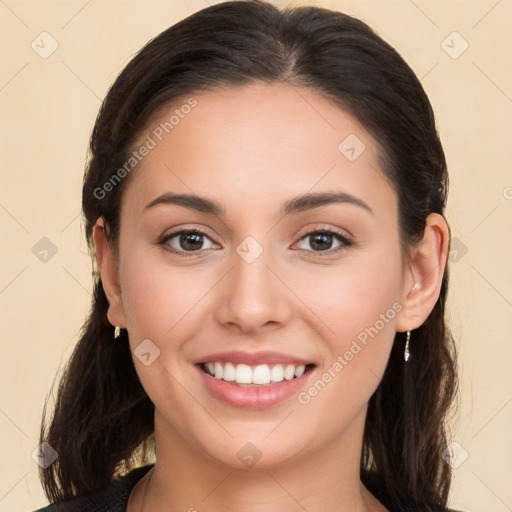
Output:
[1, 1, 511, 511]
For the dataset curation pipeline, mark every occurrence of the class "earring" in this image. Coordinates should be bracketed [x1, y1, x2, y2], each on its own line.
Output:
[404, 330, 411, 362]
[114, 326, 121, 339]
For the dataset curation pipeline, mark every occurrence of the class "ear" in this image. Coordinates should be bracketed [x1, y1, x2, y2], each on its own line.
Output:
[92, 217, 127, 329]
[395, 213, 450, 332]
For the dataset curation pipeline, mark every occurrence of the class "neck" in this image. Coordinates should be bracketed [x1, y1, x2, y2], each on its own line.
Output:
[133, 410, 387, 512]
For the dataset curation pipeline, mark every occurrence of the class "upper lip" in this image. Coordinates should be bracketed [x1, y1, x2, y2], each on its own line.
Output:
[194, 351, 314, 366]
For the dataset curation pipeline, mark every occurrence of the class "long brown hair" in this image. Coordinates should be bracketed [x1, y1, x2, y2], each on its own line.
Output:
[39, 1, 458, 510]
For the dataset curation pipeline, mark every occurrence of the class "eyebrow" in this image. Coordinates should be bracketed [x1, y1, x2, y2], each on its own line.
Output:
[144, 191, 374, 216]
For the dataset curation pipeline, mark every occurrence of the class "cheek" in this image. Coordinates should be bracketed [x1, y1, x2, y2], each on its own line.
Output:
[117, 251, 214, 416]
[293, 255, 402, 343]
[292, 264, 401, 437]
[289, 250, 402, 400]
[118, 248, 216, 345]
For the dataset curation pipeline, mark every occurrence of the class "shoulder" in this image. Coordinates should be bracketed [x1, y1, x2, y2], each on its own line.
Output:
[30, 464, 154, 512]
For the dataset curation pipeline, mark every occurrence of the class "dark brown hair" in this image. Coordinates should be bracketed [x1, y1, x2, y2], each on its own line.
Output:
[39, 1, 458, 510]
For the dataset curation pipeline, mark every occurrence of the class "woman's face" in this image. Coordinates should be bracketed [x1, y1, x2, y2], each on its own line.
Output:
[111, 82, 414, 469]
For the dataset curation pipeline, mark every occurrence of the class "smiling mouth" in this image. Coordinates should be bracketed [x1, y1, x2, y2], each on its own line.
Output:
[199, 362, 316, 386]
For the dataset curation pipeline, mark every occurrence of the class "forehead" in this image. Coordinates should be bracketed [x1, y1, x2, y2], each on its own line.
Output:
[122, 82, 396, 218]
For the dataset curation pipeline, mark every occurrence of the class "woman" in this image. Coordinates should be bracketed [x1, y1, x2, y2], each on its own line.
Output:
[33, 0, 463, 511]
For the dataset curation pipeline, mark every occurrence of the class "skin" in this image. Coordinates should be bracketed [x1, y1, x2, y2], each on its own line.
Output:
[93, 82, 449, 512]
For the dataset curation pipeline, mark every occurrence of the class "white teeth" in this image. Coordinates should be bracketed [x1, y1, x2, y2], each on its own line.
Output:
[214, 362, 223, 379]
[284, 364, 295, 380]
[203, 362, 309, 385]
[223, 362, 236, 382]
[295, 365, 305, 378]
[253, 364, 271, 384]
[270, 365, 284, 382]
[235, 364, 253, 384]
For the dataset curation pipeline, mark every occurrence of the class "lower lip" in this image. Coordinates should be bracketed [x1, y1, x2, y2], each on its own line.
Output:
[196, 366, 314, 409]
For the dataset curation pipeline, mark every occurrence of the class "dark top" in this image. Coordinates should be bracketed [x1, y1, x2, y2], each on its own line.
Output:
[32, 464, 465, 512]
[32, 465, 153, 512]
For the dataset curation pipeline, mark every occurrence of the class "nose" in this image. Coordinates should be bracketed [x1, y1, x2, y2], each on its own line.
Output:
[214, 247, 293, 335]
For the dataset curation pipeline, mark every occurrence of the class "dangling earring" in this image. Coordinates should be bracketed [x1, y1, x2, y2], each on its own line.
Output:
[404, 330, 411, 362]
[114, 326, 121, 339]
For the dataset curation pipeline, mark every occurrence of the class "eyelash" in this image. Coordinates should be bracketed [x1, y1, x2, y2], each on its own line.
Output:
[158, 227, 354, 258]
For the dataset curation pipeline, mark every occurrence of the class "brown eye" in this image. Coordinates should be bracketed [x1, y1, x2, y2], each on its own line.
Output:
[308, 232, 335, 251]
[160, 229, 216, 253]
[295, 229, 353, 254]
[178, 232, 204, 251]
